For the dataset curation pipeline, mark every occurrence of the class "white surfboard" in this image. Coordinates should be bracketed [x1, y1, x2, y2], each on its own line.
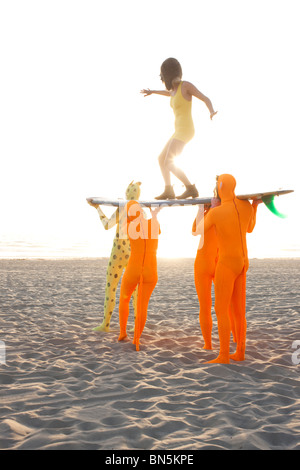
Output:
[87, 189, 293, 208]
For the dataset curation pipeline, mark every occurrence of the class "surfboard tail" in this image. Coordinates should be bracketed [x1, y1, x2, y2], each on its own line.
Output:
[262, 195, 287, 218]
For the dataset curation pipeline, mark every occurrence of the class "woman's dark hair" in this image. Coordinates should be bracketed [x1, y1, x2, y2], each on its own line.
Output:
[160, 58, 182, 90]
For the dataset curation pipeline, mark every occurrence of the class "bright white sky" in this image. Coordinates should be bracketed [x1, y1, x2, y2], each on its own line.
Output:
[1, 0, 299, 259]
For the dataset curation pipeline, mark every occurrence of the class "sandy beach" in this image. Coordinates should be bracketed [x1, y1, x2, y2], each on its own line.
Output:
[0, 257, 299, 450]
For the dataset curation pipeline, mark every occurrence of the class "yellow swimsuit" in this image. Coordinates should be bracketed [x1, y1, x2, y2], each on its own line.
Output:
[170, 82, 195, 144]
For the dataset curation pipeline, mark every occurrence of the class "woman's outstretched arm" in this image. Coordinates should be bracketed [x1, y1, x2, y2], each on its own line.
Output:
[140, 88, 170, 97]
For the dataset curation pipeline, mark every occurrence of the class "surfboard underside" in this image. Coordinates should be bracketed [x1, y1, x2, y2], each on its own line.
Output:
[87, 189, 293, 208]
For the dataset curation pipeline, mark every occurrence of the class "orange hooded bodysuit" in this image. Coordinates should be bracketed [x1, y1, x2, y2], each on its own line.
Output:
[203, 174, 258, 363]
[118, 201, 160, 351]
[193, 204, 219, 350]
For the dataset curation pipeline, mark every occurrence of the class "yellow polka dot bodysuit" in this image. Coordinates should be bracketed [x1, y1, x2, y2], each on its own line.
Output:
[93, 182, 141, 332]
[170, 81, 195, 144]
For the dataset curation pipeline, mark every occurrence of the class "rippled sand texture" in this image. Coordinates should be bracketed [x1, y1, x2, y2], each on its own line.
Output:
[0, 258, 299, 450]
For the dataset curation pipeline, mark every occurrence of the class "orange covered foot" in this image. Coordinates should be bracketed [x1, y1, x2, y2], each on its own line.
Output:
[230, 350, 245, 361]
[205, 354, 230, 364]
[118, 332, 127, 341]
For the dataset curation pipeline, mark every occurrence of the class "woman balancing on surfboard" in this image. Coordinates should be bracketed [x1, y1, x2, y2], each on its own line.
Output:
[141, 58, 217, 200]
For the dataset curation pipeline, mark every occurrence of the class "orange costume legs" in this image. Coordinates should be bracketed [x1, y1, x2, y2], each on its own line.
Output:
[133, 279, 157, 350]
[119, 270, 157, 350]
[230, 268, 247, 361]
[194, 271, 237, 351]
[118, 269, 139, 341]
[209, 262, 246, 364]
[194, 270, 213, 350]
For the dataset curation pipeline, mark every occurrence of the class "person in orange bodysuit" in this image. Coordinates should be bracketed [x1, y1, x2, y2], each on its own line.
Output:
[203, 174, 261, 363]
[118, 201, 161, 351]
[193, 188, 238, 350]
[192, 198, 219, 350]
